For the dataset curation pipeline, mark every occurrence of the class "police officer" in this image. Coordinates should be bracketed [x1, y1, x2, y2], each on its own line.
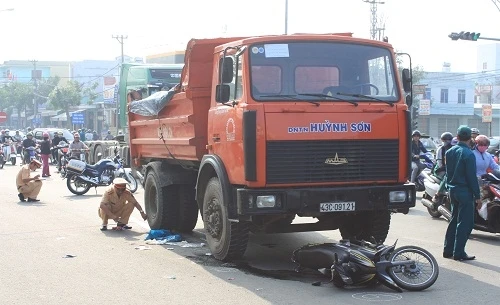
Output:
[443, 126, 479, 261]
[98, 178, 147, 231]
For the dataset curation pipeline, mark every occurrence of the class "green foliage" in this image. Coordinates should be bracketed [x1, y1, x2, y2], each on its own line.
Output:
[48, 80, 84, 128]
[0, 81, 34, 113]
[82, 82, 99, 105]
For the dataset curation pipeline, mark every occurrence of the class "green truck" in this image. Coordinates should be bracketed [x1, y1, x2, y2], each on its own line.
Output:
[86, 63, 184, 166]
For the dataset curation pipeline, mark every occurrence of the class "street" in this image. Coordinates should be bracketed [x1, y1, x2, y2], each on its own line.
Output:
[1, 162, 499, 305]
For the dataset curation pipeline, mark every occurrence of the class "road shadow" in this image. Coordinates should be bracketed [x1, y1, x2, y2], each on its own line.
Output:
[62, 194, 103, 201]
[141, 230, 500, 304]
[407, 207, 431, 217]
[469, 231, 500, 246]
[16, 201, 47, 207]
[100, 228, 145, 242]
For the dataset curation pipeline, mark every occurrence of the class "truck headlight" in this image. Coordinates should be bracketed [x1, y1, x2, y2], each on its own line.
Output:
[389, 191, 406, 203]
[256, 195, 276, 208]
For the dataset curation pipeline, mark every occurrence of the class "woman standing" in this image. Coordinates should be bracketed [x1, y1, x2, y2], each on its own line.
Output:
[40, 132, 51, 177]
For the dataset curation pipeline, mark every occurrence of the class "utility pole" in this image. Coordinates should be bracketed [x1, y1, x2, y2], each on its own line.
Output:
[363, 0, 385, 40]
[284, 0, 288, 35]
[112, 35, 127, 131]
[30, 59, 38, 128]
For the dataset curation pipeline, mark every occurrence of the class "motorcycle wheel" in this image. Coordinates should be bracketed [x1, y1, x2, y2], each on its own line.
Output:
[123, 172, 138, 193]
[387, 246, 439, 291]
[66, 175, 91, 195]
[11, 156, 16, 166]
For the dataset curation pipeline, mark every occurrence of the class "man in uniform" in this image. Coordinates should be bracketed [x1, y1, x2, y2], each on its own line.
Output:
[443, 125, 480, 261]
[16, 159, 43, 202]
[98, 178, 147, 231]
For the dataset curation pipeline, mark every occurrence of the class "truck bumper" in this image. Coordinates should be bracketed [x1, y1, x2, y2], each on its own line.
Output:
[235, 184, 415, 216]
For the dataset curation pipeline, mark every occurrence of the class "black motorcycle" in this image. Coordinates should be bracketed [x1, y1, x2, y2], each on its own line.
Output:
[65, 157, 117, 195]
[422, 172, 500, 233]
[292, 239, 439, 292]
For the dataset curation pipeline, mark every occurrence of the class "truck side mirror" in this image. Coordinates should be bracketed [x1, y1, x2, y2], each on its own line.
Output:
[216, 84, 230, 103]
[402, 68, 411, 93]
[220, 57, 234, 83]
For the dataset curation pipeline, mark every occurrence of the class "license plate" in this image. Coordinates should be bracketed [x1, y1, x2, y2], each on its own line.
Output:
[319, 202, 356, 212]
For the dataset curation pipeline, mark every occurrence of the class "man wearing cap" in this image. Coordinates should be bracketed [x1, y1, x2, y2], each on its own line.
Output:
[443, 125, 480, 261]
[16, 159, 43, 202]
[98, 178, 147, 231]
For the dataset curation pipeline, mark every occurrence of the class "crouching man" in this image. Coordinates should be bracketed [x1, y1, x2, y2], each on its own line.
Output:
[98, 178, 147, 231]
[16, 159, 43, 202]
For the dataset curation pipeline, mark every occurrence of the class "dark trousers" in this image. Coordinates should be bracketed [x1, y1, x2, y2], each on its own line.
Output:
[444, 188, 474, 257]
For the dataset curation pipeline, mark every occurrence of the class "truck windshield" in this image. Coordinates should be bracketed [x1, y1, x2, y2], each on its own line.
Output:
[148, 69, 182, 95]
[249, 42, 399, 103]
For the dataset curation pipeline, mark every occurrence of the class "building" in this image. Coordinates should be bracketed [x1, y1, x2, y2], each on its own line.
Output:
[146, 50, 185, 64]
[415, 45, 500, 139]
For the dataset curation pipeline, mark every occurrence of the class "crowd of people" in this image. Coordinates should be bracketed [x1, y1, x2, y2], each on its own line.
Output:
[411, 126, 498, 262]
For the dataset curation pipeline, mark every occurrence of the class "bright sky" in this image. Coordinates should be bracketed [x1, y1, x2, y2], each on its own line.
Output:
[0, 0, 499, 73]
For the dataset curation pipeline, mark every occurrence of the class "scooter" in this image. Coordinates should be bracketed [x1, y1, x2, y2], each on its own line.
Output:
[0, 145, 5, 168]
[421, 172, 500, 233]
[414, 153, 435, 192]
[292, 239, 439, 292]
[2, 139, 17, 165]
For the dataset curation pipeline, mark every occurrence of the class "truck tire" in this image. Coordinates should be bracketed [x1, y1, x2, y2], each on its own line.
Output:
[144, 171, 178, 229]
[94, 145, 103, 163]
[203, 177, 249, 261]
[175, 185, 199, 232]
[339, 210, 391, 244]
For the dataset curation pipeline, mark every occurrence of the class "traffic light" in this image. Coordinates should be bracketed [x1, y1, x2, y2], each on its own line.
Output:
[449, 31, 481, 41]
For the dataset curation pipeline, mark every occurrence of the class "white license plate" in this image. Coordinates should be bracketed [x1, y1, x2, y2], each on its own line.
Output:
[319, 202, 356, 212]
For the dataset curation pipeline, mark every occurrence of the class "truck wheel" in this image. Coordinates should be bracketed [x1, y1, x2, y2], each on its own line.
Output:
[94, 145, 103, 163]
[144, 171, 178, 229]
[339, 210, 391, 244]
[203, 177, 249, 261]
[175, 185, 199, 232]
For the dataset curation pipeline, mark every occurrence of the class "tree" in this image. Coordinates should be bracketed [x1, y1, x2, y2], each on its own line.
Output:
[36, 76, 61, 108]
[48, 80, 83, 129]
[0, 82, 34, 128]
[82, 82, 99, 105]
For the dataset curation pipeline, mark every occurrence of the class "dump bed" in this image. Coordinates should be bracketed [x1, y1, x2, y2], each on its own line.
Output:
[128, 37, 244, 167]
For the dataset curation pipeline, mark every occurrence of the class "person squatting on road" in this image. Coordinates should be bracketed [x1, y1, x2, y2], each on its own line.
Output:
[443, 126, 479, 261]
[16, 159, 43, 202]
[410, 130, 428, 183]
[98, 178, 147, 231]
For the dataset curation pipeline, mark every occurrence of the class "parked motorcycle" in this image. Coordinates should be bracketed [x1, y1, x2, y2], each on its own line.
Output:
[414, 153, 435, 192]
[2, 139, 18, 165]
[54, 141, 70, 177]
[65, 157, 118, 195]
[110, 147, 138, 193]
[421, 172, 500, 234]
[292, 239, 439, 292]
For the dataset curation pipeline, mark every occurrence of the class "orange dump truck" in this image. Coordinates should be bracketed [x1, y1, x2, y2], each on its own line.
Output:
[128, 34, 416, 261]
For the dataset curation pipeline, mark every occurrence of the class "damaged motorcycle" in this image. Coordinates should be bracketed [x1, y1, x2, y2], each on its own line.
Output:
[292, 239, 439, 292]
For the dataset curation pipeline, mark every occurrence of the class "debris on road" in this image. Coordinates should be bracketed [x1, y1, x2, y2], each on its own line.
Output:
[63, 254, 76, 258]
[145, 229, 181, 242]
[135, 245, 152, 251]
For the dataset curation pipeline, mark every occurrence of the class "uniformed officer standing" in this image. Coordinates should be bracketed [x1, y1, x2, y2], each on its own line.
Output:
[443, 126, 480, 261]
[98, 178, 147, 231]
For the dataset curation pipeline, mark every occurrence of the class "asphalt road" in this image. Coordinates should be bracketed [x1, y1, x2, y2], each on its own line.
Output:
[1, 161, 499, 305]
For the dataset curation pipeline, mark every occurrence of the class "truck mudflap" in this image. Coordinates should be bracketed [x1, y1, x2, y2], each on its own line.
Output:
[235, 184, 415, 216]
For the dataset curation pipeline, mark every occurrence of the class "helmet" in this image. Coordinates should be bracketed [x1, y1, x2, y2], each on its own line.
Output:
[412, 130, 421, 137]
[59, 131, 64, 135]
[451, 137, 459, 146]
[471, 128, 480, 135]
[15, 130, 19, 133]
[441, 132, 453, 141]
[107, 130, 111, 134]
[27, 132, 33, 137]
[475, 135, 490, 146]
[5, 129, 9, 134]
[0, 130, 4, 134]
[42, 132, 49, 138]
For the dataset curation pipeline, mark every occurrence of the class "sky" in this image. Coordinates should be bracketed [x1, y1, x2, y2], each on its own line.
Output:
[0, 0, 499, 73]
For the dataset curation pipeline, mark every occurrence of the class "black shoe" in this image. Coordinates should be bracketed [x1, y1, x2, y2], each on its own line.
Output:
[27, 198, 40, 202]
[117, 223, 132, 230]
[443, 252, 453, 259]
[100, 225, 107, 231]
[18, 193, 25, 202]
[454, 255, 476, 261]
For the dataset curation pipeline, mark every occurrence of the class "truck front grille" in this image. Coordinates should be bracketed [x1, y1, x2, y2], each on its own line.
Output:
[266, 140, 399, 184]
